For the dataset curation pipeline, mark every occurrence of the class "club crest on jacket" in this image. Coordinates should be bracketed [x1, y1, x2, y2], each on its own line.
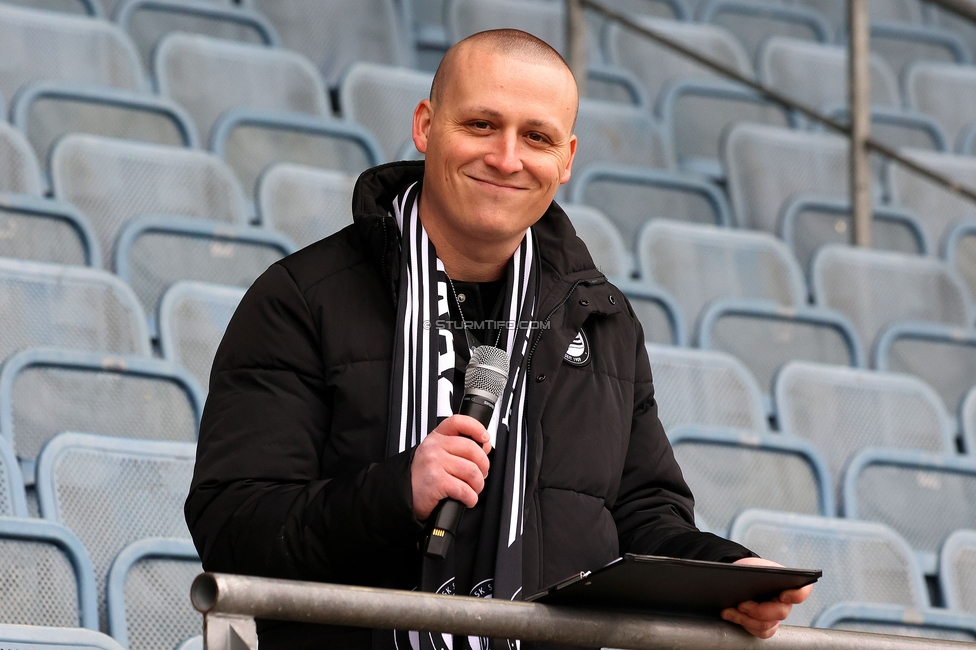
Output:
[563, 329, 590, 367]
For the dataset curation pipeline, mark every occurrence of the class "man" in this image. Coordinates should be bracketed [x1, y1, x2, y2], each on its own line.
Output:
[186, 29, 811, 649]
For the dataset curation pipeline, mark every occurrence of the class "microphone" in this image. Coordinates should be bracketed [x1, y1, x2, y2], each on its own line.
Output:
[424, 344, 510, 559]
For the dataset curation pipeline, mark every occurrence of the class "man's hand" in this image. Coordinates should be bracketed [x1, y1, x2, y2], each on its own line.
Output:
[721, 557, 814, 639]
[411, 414, 492, 520]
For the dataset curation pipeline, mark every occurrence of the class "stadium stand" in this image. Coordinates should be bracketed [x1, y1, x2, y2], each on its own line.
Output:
[942, 529, 976, 615]
[0, 193, 101, 268]
[562, 204, 632, 278]
[699, 1, 833, 62]
[730, 509, 929, 627]
[616, 281, 686, 346]
[0, 122, 44, 196]
[815, 602, 976, 641]
[905, 62, 976, 152]
[945, 221, 976, 305]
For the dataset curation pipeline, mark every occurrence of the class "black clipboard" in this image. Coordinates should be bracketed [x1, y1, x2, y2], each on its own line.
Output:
[526, 554, 821, 615]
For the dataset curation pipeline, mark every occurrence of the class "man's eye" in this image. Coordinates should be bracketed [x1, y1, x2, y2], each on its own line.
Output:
[472, 121, 490, 129]
[527, 133, 548, 143]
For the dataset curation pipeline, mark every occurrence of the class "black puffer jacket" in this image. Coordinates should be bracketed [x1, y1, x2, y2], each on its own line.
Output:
[185, 161, 754, 649]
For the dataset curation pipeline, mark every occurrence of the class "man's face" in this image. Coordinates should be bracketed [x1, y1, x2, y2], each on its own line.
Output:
[412, 46, 578, 249]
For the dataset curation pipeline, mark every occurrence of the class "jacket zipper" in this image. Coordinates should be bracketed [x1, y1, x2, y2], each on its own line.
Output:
[526, 275, 604, 372]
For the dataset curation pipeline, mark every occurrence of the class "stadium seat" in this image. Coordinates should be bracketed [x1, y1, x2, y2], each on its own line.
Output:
[780, 197, 928, 278]
[644, 344, 768, 431]
[114, 215, 294, 332]
[257, 164, 355, 250]
[583, 65, 650, 107]
[0, 0, 103, 16]
[792, 0, 928, 37]
[699, 0, 832, 62]
[106, 537, 201, 650]
[842, 448, 976, 574]
[211, 109, 381, 207]
[339, 63, 433, 162]
[931, 5, 976, 68]
[945, 221, 976, 305]
[155, 33, 330, 146]
[0, 348, 203, 477]
[616, 281, 686, 346]
[446, 0, 564, 53]
[669, 426, 833, 536]
[0, 193, 101, 268]
[50, 135, 250, 267]
[758, 37, 900, 112]
[36, 432, 196, 631]
[905, 62, 976, 152]
[117, 0, 279, 73]
[870, 23, 969, 82]
[723, 123, 848, 233]
[697, 298, 863, 412]
[875, 323, 976, 427]
[815, 602, 976, 641]
[774, 361, 956, 503]
[730, 509, 928, 626]
[0, 4, 145, 103]
[0, 122, 44, 196]
[562, 204, 632, 279]
[0, 517, 96, 629]
[656, 79, 796, 180]
[0, 436, 27, 518]
[158, 281, 245, 392]
[942, 529, 976, 615]
[248, 0, 414, 86]
[888, 150, 976, 253]
[638, 220, 806, 343]
[0, 624, 124, 649]
[607, 17, 752, 107]
[570, 164, 731, 248]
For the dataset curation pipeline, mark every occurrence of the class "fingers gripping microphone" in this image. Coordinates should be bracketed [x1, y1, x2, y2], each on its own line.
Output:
[424, 345, 510, 559]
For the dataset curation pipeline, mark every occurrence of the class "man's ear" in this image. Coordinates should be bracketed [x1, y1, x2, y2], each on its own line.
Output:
[412, 99, 433, 154]
[560, 134, 578, 185]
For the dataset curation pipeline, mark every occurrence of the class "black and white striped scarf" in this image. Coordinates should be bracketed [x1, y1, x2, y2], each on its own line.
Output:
[387, 182, 538, 650]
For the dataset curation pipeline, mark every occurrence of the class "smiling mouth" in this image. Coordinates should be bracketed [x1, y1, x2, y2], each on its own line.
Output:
[468, 175, 526, 191]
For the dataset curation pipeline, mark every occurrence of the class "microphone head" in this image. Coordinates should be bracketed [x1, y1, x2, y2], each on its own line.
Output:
[464, 345, 510, 400]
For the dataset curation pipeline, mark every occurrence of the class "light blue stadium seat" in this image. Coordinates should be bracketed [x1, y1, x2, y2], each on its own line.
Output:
[931, 3, 976, 68]
[446, 0, 564, 52]
[211, 108, 381, 207]
[583, 65, 650, 106]
[843, 448, 976, 574]
[406, 0, 451, 70]
[616, 281, 686, 346]
[730, 509, 928, 627]
[37, 432, 196, 632]
[870, 22, 969, 82]
[699, 0, 832, 62]
[638, 220, 806, 343]
[0, 193, 101, 268]
[0, 624, 125, 649]
[117, 0, 279, 74]
[51, 135, 251, 267]
[791, 0, 928, 39]
[811, 245, 971, 351]
[945, 221, 976, 306]
[656, 79, 796, 180]
[0, 122, 44, 197]
[645, 344, 768, 431]
[563, 204, 632, 279]
[669, 426, 832, 536]
[0, 437, 27, 518]
[697, 298, 863, 414]
[0, 0, 103, 16]
[942, 529, 976, 615]
[570, 164, 731, 250]
[158, 281, 245, 392]
[906, 62, 976, 152]
[780, 197, 928, 278]
[774, 361, 956, 505]
[257, 164, 355, 250]
[0, 4, 145, 103]
[815, 602, 976, 641]
[114, 215, 294, 333]
[0, 517, 97, 629]
[107, 538, 201, 650]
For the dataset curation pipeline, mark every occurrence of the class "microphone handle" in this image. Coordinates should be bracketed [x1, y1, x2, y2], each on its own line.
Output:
[424, 393, 495, 559]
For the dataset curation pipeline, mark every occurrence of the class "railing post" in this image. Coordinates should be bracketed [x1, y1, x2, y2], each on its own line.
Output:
[566, 0, 588, 96]
[203, 613, 257, 650]
[848, 0, 872, 247]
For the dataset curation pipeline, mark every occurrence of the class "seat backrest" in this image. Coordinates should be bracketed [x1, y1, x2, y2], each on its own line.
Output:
[730, 509, 928, 627]
[815, 602, 976, 642]
[638, 220, 806, 342]
[51, 134, 250, 267]
[340, 63, 433, 162]
[446, 0, 564, 53]
[159, 281, 245, 392]
[723, 123, 848, 233]
[106, 538, 201, 650]
[888, 149, 976, 253]
[843, 448, 976, 574]
[759, 37, 900, 110]
[870, 23, 968, 83]
[607, 17, 752, 107]
[931, 4, 976, 70]
[572, 100, 675, 180]
[812, 245, 971, 351]
[946, 221, 976, 305]
[0, 348, 203, 466]
[257, 163, 355, 249]
[249, 0, 413, 85]
[0, 436, 27, 518]
[0, 516, 97, 630]
[0, 192, 100, 268]
[700, 1, 832, 62]
[0, 121, 44, 197]
[942, 529, 976, 615]
[645, 344, 767, 431]
[0, 623, 126, 649]
[115, 215, 293, 331]
[562, 204, 631, 279]
[36, 432, 196, 631]
[0, 4, 143, 103]
[906, 62, 976, 150]
[669, 426, 832, 536]
[155, 33, 329, 145]
[0, 257, 151, 365]
[775, 361, 956, 502]
[0, 0, 102, 17]
[618, 281, 685, 346]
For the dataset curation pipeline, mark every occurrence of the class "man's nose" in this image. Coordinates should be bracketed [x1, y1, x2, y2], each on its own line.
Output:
[484, 131, 524, 175]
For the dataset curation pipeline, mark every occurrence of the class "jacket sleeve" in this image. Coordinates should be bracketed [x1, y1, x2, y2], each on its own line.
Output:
[611, 316, 756, 563]
[184, 263, 425, 584]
